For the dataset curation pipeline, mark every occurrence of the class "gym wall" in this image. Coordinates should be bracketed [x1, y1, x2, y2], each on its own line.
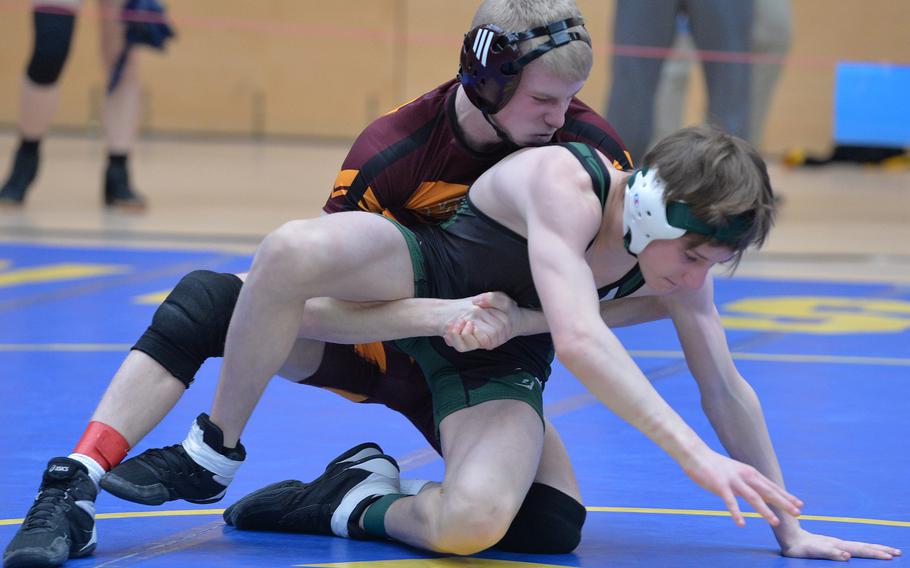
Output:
[0, 0, 906, 152]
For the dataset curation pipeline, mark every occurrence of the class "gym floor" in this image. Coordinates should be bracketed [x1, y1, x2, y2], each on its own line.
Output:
[1, 132, 908, 567]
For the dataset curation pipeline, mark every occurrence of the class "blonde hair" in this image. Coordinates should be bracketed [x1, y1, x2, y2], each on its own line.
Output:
[642, 125, 777, 266]
[471, 0, 592, 82]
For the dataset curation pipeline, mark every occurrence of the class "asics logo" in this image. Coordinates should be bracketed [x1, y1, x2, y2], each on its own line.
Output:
[517, 376, 541, 390]
[472, 28, 495, 67]
[49, 465, 70, 473]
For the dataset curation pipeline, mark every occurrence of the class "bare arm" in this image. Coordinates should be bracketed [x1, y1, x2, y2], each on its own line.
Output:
[665, 279, 900, 560]
[515, 295, 669, 335]
[443, 293, 668, 352]
[511, 148, 800, 527]
[297, 296, 487, 344]
[665, 279, 795, 528]
[525, 173, 708, 470]
[297, 290, 668, 351]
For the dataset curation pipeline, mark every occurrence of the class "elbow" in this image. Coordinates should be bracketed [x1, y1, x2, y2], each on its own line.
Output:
[700, 374, 760, 415]
[552, 330, 599, 369]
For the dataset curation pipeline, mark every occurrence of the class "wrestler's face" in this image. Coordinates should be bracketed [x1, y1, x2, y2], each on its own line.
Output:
[638, 236, 735, 294]
[492, 64, 585, 146]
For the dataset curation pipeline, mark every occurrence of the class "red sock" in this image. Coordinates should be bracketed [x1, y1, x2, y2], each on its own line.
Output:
[73, 421, 130, 471]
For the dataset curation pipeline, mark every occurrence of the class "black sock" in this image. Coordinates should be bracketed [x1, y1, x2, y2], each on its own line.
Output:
[108, 153, 128, 169]
[18, 138, 40, 156]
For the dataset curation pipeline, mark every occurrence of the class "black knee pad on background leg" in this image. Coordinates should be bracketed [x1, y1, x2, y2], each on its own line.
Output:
[26, 9, 76, 85]
[132, 270, 243, 387]
[495, 483, 587, 554]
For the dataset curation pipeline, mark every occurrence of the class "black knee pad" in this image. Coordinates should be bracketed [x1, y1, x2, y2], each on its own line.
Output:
[495, 483, 587, 554]
[26, 9, 76, 85]
[132, 270, 243, 387]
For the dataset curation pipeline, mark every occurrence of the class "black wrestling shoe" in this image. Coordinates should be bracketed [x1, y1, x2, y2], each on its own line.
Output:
[226, 452, 399, 539]
[0, 144, 39, 208]
[223, 442, 383, 530]
[101, 413, 245, 505]
[222, 479, 307, 531]
[103, 160, 146, 212]
[3, 457, 97, 568]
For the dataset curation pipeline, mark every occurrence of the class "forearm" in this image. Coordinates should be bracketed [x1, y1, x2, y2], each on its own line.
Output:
[559, 327, 708, 465]
[517, 296, 669, 336]
[702, 379, 802, 542]
[298, 297, 450, 343]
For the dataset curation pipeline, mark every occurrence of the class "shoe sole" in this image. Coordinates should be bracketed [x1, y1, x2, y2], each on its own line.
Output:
[100, 474, 226, 506]
[105, 201, 148, 213]
[71, 540, 97, 559]
[3, 531, 96, 567]
[0, 200, 24, 210]
[2, 543, 68, 568]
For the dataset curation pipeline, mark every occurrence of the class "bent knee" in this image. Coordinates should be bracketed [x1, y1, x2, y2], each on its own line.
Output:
[259, 221, 314, 260]
[494, 483, 586, 554]
[255, 220, 331, 278]
[435, 493, 519, 555]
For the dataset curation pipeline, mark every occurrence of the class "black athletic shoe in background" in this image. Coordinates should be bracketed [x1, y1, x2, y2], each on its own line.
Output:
[101, 413, 245, 505]
[3, 457, 97, 568]
[103, 156, 147, 212]
[0, 142, 39, 208]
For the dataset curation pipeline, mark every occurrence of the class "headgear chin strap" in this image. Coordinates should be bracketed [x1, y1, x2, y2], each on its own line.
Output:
[622, 168, 752, 255]
[481, 112, 522, 151]
[458, 17, 589, 116]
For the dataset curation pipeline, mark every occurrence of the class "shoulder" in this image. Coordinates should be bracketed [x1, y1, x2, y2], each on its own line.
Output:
[342, 81, 453, 167]
[556, 98, 633, 170]
[500, 145, 591, 187]
[514, 147, 603, 224]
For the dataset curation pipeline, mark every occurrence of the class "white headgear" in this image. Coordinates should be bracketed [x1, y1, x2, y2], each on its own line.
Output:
[622, 168, 685, 254]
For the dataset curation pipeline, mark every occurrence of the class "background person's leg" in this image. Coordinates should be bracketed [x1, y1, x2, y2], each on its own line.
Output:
[652, 20, 694, 146]
[0, 0, 79, 206]
[687, 0, 754, 140]
[98, 0, 145, 209]
[748, 0, 792, 147]
[606, 0, 679, 159]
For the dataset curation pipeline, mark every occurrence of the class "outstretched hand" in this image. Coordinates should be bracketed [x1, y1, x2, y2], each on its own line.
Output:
[682, 448, 803, 527]
[780, 529, 901, 561]
[443, 292, 520, 352]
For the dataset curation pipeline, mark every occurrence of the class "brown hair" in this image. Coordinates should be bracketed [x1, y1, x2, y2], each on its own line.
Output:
[641, 125, 777, 266]
[471, 0, 592, 82]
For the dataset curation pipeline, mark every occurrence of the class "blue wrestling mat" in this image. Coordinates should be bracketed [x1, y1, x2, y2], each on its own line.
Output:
[1, 242, 907, 567]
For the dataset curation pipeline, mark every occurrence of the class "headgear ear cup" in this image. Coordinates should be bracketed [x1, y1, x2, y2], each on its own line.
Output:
[459, 25, 521, 114]
[623, 169, 686, 255]
[458, 17, 589, 115]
